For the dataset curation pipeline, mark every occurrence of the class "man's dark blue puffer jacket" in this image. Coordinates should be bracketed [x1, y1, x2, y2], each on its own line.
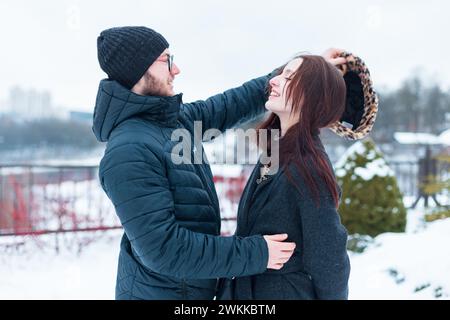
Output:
[92, 75, 271, 300]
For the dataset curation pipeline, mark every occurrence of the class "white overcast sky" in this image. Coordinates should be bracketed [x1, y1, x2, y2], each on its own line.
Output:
[0, 0, 448, 112]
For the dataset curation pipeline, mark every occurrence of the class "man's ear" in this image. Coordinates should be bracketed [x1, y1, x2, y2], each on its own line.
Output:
[131, 72, 147, 95]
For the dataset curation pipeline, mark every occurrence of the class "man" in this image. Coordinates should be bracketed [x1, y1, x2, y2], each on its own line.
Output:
[93, 26, 345, 300]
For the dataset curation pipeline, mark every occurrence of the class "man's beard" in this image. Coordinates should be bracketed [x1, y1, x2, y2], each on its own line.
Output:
[143, 72, 171, 96]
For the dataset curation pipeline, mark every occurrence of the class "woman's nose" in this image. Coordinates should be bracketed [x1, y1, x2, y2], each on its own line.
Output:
[269, 76, 279, 87]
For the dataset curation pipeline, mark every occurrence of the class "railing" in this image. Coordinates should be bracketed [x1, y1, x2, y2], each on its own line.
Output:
[1, 160, 447, 241]
[388, 158, 449, 207]
[388, 161, 419, 197]
[0, 165, 248, 239]
[0, 165, 120, 237]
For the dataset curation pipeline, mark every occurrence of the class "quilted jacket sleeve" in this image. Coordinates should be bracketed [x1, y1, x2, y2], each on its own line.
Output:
[100, 142, 269, 279]
[181, 74, 272, 135]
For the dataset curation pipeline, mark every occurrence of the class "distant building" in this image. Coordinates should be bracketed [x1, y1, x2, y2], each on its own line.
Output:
[6, 86, 68, 121]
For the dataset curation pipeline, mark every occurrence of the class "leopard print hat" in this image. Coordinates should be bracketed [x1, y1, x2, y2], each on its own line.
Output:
[328, 52, 379, 140]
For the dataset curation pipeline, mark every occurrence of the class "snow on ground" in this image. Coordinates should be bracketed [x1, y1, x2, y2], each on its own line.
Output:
[349, 217, 450, 300]
[1, 201, 449, 300]
[0, 230, 121, 300]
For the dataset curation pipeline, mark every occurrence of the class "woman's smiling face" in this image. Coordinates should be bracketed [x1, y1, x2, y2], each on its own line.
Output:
[265, 58, 303, 115]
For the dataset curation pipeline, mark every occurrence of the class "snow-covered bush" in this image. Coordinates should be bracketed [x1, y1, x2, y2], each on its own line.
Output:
[336, 139, 407, 237]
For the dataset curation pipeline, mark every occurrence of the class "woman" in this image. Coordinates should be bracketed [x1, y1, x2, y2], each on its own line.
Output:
[218, 55, 351, 300]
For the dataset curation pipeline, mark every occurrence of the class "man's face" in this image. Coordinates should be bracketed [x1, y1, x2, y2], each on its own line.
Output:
[133, 49, 181, 96]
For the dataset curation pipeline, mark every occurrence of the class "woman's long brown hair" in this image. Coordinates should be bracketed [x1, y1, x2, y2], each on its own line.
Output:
[259, 55, 346, 207]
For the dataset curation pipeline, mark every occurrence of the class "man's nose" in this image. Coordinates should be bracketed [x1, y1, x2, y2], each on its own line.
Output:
[171, 63, 181, 76]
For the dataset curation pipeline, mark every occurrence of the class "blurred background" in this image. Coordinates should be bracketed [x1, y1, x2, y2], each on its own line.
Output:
[0, 0, 449, 299]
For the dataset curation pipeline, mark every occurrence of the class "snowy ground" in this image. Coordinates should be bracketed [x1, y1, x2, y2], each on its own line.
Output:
[0, 230, 121, 299]
[1, 197, 449, 300]
[349, 214, 450, 299]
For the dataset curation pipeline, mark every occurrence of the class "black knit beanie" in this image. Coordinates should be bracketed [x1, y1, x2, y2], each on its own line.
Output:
[97, 26, 169, 89]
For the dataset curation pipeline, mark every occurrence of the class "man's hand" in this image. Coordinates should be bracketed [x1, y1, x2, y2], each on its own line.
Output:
[263, 234, 296, 270]
[322, 48, 346, 66]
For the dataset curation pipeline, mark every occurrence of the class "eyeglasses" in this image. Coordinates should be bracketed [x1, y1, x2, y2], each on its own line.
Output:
[167, 54, 174, 73]
[158, 54, 174, 73]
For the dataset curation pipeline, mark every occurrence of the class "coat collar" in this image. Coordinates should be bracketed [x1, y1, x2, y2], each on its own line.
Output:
[237, 162, 285, 235]
[92, 79, 182, 142]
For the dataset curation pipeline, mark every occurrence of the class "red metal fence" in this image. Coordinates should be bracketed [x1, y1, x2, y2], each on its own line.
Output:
[5, 160, 443, 253]
[0, 165, 119, 237]
[0, 165, 248, 241]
